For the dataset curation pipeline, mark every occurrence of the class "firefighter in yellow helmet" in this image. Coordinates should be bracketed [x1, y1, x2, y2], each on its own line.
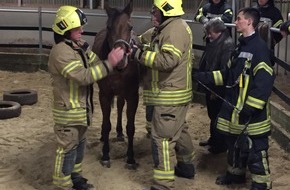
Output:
[49, 5, 125, 190]
[131, 0, 195, 189]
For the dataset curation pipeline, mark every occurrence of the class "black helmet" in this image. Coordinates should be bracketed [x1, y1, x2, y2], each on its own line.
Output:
[257, 0, 274, 7]
[209, 0, 226, 5]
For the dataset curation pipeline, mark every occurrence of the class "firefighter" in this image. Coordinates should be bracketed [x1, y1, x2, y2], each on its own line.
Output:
[197, 18, 235, 154]
[131, 0, 195, 189]
[48, 6, 125, 190]
[193, 7, 274, 190]
[195, 0, 233, 37]
[195, 0, 233, 24]
[256, 0, 284, 50]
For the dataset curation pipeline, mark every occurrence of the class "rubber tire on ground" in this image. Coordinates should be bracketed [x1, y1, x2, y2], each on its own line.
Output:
[0, 101, 21, 119]
[3, 89, 38, 105]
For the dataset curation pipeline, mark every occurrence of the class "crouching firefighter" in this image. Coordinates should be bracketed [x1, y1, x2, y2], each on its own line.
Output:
[193, 8, 275, 190]
[48, 5, 125, 190]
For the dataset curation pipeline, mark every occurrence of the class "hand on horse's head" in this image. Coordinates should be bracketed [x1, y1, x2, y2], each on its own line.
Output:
[108, 47, 126, 67]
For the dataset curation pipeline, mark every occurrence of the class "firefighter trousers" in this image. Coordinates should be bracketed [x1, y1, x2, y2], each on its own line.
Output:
[226, 135, 271, 189]
[151, 105, 195, 190]
[52, 124, 87, 188]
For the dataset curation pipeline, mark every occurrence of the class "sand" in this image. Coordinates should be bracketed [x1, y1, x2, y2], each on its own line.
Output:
[0, 70, 290, 190]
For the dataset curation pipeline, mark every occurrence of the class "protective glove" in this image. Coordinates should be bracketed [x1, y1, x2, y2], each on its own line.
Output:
[130, 45, 143, 61]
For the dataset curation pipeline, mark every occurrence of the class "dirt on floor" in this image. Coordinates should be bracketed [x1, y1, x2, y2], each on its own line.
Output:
[0, 70, 290, 190]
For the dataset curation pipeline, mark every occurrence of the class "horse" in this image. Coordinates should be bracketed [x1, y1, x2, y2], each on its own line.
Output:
[92, 0, 140, 170]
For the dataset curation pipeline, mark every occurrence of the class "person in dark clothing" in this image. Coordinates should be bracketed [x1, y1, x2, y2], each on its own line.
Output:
[195, 0, 233, 24]
[193, 7, 274, 190]
[255, 0, 283, 50]
[197, 18, 235, 154]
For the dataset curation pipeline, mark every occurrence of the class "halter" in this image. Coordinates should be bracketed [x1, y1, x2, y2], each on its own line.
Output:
[113, 39, 131, 53]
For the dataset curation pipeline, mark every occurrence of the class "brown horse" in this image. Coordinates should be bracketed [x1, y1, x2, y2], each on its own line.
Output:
[92, 0, 140, 169]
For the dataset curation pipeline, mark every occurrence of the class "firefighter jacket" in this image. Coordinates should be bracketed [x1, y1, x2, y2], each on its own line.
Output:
[135, 17, 193, 106]
[195, 0, 233, 24]
[198, 30, 234, 96]
[255, 3, 283, 48]
[195, 32, 274, 137]
[48, 39, 113, 126]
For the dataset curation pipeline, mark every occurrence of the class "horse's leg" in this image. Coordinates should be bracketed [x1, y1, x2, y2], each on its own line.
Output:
[99, 90, 113, 168]
[124, 91, 139, 170]
[116, 96, 125, 141]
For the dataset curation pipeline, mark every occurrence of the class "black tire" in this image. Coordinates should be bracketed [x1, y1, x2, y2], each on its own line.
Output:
[0, 101, 21, 119]
[3, 89, 38, 105]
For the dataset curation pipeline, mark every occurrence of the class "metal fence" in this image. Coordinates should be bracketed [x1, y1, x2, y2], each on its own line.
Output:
[0, 0, 204, 11]
[0, 2, 290, 106]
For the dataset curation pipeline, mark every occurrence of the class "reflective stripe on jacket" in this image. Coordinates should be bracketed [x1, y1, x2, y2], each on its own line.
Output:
[48, 39, 112, 126]
[202, 32, 274, 136]
[138, 17, 193, 106]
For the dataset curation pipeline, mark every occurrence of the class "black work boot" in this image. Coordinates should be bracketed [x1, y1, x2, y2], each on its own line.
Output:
[250, 182, 271, 190]
[208, 145, 227, 154]
[175, 162, 195, 179]
[72, 176, 94, 190]
[199, 140, 210, 146]
[216, 172, 246, 185]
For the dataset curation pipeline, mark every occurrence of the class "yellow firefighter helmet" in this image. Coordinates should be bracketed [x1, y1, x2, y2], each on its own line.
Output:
[154, 0, 184, 16]
[52, 6, 87, 35]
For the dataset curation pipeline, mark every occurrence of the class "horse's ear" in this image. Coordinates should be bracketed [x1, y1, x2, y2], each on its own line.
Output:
[123, 0, 133, 16]
[104, 0, 115, 17]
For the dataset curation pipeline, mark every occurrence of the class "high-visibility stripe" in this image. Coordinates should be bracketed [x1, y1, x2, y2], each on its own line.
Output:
[88, 52, 96, 65]
[162, 139, 170, 171]
[144, 51, 156, 67]
[61, 61, 82, 78]
[232, 75, 249, 124]
[176, 151, 195, 163]
[53, 147, 72, 187]
[53, 108, 87, 125]
[213, 71, 224, 86]
[273, 19, 283, 28]
[143, 89, 192, 105]
[196, 8, 204, 21]
[153, 169, 175, 180]
[69, 80, 80, 109]
[253, 62, 273, 76]
[246, 96, 265, 110]
[90, 64, 103, 81]
[73, 163, 82, 173]
[224, 9, 233, 15]
[217, 117, 271, 135]
[161, 44, 182, 59]
[54, 147, 64, 177]
[252, 173, 271, 184]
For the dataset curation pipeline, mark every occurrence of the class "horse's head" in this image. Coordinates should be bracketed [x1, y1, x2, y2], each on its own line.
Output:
[105, 0, 133, 55]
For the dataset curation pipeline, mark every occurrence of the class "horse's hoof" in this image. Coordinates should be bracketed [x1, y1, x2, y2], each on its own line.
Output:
[100, 160, 111, 168]
[125, 162, 139, 170]
[116, 135, 125, 141]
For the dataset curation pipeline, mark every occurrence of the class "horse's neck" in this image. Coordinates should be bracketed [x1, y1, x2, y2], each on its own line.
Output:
[92, 28, 111, 59]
